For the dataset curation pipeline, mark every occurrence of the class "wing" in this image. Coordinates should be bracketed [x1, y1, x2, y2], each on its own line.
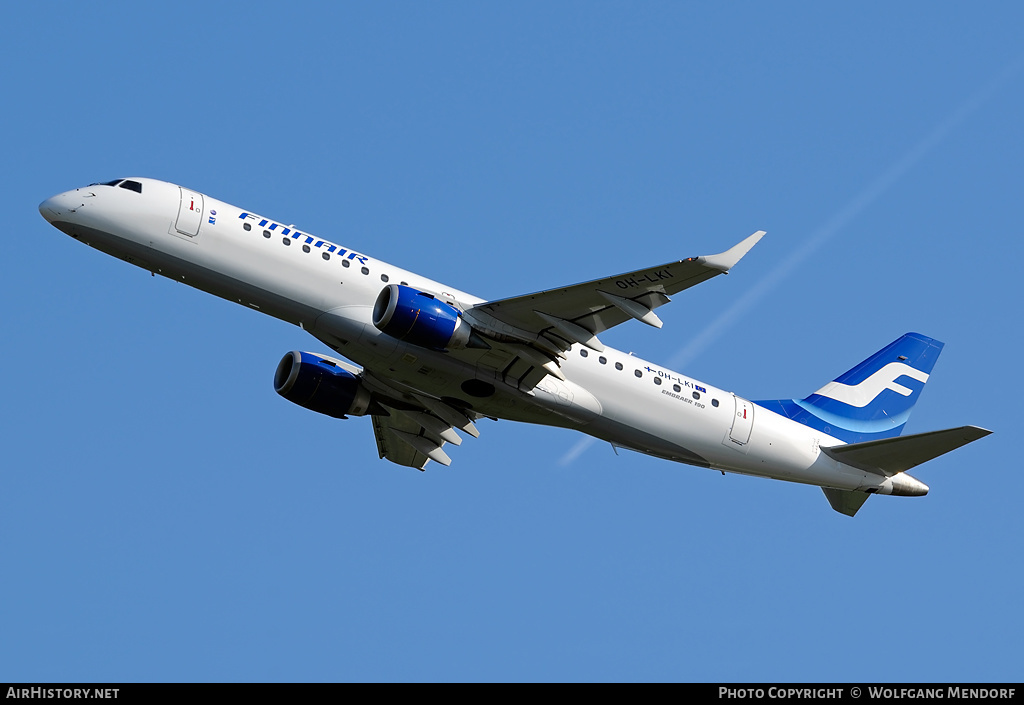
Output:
[372, 413, 446, 470]
[362, 372, 482, 471]
[465, 231, 764, 353]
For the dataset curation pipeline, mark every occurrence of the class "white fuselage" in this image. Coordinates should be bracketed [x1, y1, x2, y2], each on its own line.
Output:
[39, 178, 901, 495]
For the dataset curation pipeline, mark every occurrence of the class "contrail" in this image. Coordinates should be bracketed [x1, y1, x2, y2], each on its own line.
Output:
[559, 56, 1023, 468]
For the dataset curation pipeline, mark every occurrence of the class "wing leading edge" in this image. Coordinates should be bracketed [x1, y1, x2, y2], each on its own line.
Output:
[465, 231, 765, 353]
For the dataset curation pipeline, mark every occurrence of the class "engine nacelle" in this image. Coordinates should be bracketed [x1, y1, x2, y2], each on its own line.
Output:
[274, 351, 372, 419]
[372, 284, 483, 351]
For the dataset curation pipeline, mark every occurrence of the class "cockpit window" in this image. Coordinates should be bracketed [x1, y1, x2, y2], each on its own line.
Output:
[119, 180, 143, 193]
[92, 179, 123, 187]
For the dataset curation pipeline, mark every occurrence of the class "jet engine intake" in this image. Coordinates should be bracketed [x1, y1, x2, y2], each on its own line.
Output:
[274, 351, 371, 418]
[372, 284, 486, 351]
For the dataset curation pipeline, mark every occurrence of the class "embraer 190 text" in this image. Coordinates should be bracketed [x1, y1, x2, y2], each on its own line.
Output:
[39, 178, 991, 516]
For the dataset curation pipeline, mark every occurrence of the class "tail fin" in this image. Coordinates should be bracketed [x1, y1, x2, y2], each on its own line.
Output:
[756, 333, 944, 444]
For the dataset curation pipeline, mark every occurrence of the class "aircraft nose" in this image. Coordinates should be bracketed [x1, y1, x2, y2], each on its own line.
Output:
[39, 191, 80, 223]
[39, 195, 61, 222]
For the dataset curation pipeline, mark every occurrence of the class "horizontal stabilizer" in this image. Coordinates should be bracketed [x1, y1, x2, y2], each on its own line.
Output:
[822, 425, 992, 477]
[821, 488, 871, 517]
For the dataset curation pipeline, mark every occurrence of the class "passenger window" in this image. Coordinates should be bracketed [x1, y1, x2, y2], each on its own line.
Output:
[302, 245, 311, 253]
[692, 391, 700, 400]
[361, 267, 369, 275]
[712, 399, 719, 408]
[282, 238, 291, 246]
[654, 377, 662, 385]
[634, 370, 642, 378]
[673, 384, 680, 392]
[615, 362, 623, 371]
[322, 253, 330, 261]
[580, 349, 588, 358]
[381, 274, 389, 282]
[598, 356, 606, 365]
[263, 230, 271, 238]
[243, 223, 251, 231]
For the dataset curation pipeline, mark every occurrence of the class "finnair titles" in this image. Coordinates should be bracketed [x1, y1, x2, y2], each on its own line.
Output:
[39, 178, 991, 516]
[236, 211, 370, 265]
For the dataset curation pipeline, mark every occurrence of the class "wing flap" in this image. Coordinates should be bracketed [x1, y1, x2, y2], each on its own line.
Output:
[299, 354, 482, 469]
[412, 393, 481, 437]
[370, 396, 483, 470]
[372, 413, 433, 470]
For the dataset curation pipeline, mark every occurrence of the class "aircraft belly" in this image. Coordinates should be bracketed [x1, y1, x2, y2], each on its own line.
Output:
[584, 415, 713, 466]
[715, 407, 872, 490]
[560, 355, 872, 489]
[53, 220, 160, 273]
[563, 360, 716, 466]
[308, 309, 593, 427]
[193, 238, 335, 315]
[54, 215, 338, 326]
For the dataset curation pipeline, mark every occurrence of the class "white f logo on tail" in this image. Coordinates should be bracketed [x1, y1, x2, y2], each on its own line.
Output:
[813, 362, 929, 408]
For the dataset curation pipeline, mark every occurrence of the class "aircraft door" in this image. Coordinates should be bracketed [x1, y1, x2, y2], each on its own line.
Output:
[726, 395, 754, 448]
[175, 187, 204, 236]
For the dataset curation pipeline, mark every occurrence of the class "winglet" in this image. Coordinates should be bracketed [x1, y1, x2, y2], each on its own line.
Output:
[698, 230, 766, 272]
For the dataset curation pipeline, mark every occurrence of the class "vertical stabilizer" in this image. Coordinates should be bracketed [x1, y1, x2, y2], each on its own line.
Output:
[756, 333, 943, 444]
[821, 488, 871, 517]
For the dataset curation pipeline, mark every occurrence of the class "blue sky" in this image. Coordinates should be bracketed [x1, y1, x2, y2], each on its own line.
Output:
[2, 2, 1022, 682]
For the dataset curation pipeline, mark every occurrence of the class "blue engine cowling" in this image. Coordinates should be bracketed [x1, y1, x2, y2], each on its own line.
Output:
[372, 284, 477, 351]
[274, 351, 372, 419]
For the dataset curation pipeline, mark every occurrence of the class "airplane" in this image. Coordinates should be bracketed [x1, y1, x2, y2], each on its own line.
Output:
[38, 177, 991, 516]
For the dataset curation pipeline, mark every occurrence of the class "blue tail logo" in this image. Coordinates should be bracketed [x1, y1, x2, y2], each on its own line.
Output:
[814, 361, 930, 408]
[755, 333, 944, 444]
